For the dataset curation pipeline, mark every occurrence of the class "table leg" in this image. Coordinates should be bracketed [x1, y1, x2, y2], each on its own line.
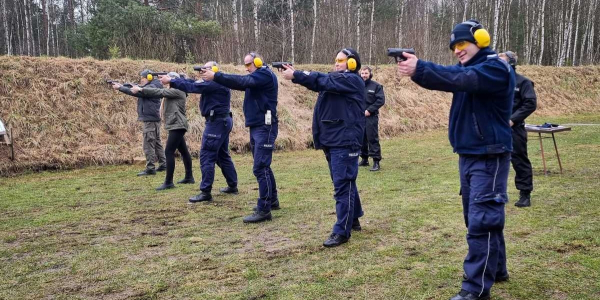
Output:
[552, 132, 563, 174]
[538, 132, 547, 175]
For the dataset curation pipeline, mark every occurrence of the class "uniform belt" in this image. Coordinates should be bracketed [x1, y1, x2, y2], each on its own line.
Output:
[204, 112, 232, 121]
[460, 152, 510, 159]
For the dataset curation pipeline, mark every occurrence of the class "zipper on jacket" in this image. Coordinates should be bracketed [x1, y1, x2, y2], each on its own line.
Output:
[472, 113, 484, 140]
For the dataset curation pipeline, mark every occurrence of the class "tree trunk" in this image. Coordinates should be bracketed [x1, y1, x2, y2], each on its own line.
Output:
[310, 0, 317, 63]
[231, 0, 241, 62]
[492, 0, 502, 50]
[463, 0, 469, 21]
[252, 0, 259, 51]
[2, 0, 10, 55]
[368, 0, 375, 64]
[397, 0, 404, 47]
[537, 0, 546, 65]
[287, 0, 294, 63]
[572, 0, 581, 65]
[355, 0, 361, 52]
[23, 0, 31, 56]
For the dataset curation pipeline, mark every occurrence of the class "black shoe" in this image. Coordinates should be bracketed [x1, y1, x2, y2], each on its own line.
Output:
[352, 219, 362, 231]
[137, 169, 156, 176]
[253, 199, 280, 211]
[242, 211, 272, 223]
[156, 166, 167, 172]
[369, 160, 380, 171]
[450, 289, 490, 300]
[515, 190, 531, 207]
[358, 158, 369, 166]
[219, 186, 239, 194]
[177, 178, 195, 184]
[323, 233, 349, 247]
[156, 183, 175, 191]
[496, 274, 510, 282]
[189, 192, 213, 203]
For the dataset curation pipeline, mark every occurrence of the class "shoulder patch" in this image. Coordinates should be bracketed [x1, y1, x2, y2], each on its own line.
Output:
[303, 71, 311, 76]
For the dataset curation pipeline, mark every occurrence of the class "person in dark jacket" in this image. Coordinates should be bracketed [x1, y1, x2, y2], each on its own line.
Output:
[281, 48, 366, 248]
[161, 62, 239, 203]
[499, 51, 537, 208]
[199, 53, 279, 223]
[398, 20, 515, 300]
[358, 66, 385, 171]
[112, 69, 167, 176]
[131, 72, 194, 191]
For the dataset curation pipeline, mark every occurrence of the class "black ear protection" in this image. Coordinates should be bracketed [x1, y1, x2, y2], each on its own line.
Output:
[248, 52, 263, 68]
[341, 48, 358, 71]
[462, 20, 491, 48]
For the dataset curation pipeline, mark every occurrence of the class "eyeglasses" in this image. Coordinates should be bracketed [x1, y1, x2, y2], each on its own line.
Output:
[335, 58, 347, 64]
[452, 41, 470, 51]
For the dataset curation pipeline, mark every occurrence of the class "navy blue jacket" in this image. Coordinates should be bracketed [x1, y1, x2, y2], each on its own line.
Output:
[169, 78, 231, 117]
[213, 67, 278, 127]
[292, 70, 366, 150]
[118, 79, 163, 122]
[411, 48, 515, 155]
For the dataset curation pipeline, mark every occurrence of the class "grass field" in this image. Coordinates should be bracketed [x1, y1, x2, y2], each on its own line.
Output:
[1, 114, 599, 300]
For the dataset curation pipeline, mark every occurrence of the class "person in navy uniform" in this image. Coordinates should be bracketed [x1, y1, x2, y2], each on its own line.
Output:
[398, 20, 515, 300]
[160, 62, 239, 203]
[199, 53, 279, 223]
[281, 48, 365, 247]
[499, 51, 537, 208]
[358, 66, 385, 171]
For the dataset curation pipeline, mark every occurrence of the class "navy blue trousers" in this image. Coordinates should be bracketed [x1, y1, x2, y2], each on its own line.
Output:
[199, 117, 238, 193]
[250, 124, 278, 212]
[324, 147, 364, 238]
[459, 153, 510, 297]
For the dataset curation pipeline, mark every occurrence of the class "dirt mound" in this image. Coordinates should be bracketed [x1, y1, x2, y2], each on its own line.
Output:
[1, 56, 599, 176]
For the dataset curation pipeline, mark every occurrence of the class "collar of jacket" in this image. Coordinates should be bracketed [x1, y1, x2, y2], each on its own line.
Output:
[461, 47, 496, 67]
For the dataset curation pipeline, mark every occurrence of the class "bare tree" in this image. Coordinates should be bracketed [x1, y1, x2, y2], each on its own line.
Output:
[231, 0, 241, 62]
[253, 0, 259, 51]
[288, 0, 295, 63]
[355, 0, 361, 52]
[492, 0, 502, 50]
[537, 0, 547, 65]
[572, 0, 581, 65]
[310, 0, 317, 63]
[368, 0, 375, 64]
[2, 0, 10, 55]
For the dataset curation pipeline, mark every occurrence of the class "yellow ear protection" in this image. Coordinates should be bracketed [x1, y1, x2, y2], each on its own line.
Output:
[341, 48, 357, 71]
[209, 62, 219, 72]
[249, 52, 263, 68]
[463, 21, 491, 48]
[146, 74, 153, 81]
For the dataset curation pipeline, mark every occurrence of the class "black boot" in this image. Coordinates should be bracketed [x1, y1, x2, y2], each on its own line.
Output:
[242, 211, 272, 223]
[177, 177, 195, 184]
[253, 198, 280, 211]
[369, 160, 380, 171]
[219, 186, 239, 194]
[137, 169, 156, 176]
[189, 192, 212, 203]
[450, 289, 490, 300]
[358, 158, 369, 166]
[156, 165, 167, 172]
[156, 182, 175, 191]
[515, 190, 531, 207]
[323, 233, 349, 247]
[352, 218, 362, 231]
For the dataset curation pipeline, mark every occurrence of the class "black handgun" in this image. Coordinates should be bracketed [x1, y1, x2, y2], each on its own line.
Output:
[387, 48, 415, 62]
[149, 72, 168, 78]
[105, 80, 133, 88]
[193, 66, 211, 72]
[271, 62, 292, 70]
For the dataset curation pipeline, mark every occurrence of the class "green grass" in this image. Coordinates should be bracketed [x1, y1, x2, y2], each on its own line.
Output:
[1, 114, 599, 300]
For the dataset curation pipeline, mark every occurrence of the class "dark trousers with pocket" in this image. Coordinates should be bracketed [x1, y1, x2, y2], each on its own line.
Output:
[459, 153, 510, 297]
[511, 125, 533, 192]
[200, 117, 238, 193]
[250, 124, 278, 212]
[360, 114, 382, 161]
[142, 121, 166, 170]
[164, 129, 193, 184]
[325, 147, 364, 238]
